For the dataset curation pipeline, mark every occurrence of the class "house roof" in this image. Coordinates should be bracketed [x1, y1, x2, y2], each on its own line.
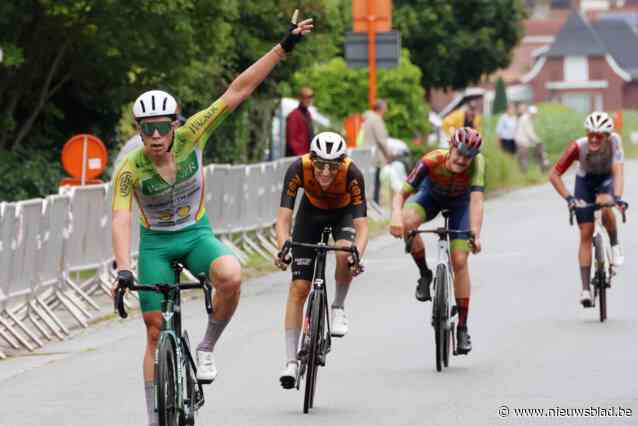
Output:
[524, 18, 566, 37]
[546, 12, 607, 57]
[592, 19, 638, 79]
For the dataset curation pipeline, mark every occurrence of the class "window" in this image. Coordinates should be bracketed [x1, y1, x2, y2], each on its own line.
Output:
[564, 56, 589, 82]
[561, 93, 592, 113]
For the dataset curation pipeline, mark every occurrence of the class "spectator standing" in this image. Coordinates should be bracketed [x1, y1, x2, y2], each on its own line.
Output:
[496, 103, 518, 154]
[516, 104, 549, 173]
[285, 87, 314, 156]
[362, 99, 393, 204]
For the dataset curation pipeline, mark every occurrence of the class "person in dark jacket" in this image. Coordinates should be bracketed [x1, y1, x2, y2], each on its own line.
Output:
[285, 87, 314, 156]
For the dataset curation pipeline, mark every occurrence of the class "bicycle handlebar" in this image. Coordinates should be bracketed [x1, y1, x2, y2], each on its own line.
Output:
[569, 202, 626, 225]
[114, 273, 213, 319]
[277, 240, 361, 268]
[405, 228, 475, 253]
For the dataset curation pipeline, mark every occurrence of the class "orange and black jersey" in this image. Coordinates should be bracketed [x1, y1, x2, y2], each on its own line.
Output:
[280, 154, 367, 218]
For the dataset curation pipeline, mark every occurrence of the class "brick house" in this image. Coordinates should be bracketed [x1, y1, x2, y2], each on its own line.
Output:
[522, 11, 638, 112]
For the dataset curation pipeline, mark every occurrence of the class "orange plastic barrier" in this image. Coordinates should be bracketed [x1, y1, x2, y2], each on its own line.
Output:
[344, 113, 363, 148]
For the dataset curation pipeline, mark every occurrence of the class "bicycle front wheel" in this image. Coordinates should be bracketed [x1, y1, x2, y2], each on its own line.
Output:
[432, 264, 449, 372]
[304, 292, 323, 413]
[157, 337, 180, 426]
[593, 234, 607, 322]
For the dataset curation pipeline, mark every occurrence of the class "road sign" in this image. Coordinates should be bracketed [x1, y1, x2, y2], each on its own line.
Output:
[345, 31, 401, 69]
[61, 134, 108, 185]
[352, 0, 392, 32]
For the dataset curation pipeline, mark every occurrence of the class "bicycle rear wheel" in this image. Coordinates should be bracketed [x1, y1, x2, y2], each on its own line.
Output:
[593, 234, 607, 322]
[303, 292, 322, 413]
[157, 337, 180, 426]
[432, 264, 449, 372]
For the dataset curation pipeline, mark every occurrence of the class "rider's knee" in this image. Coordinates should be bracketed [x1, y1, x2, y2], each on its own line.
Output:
[144, 315, 162, 347]
[451, 250, 469, 272]
[213, 257, 242, 293]
[290, 280, 311, 301]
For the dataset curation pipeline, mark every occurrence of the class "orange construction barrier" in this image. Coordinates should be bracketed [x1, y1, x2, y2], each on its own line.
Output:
[344, 113, 363, 148]
[613, 111, 623, 131]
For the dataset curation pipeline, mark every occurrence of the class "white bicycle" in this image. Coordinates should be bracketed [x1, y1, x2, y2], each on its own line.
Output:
[406, 210, 474, 371]
[570, 202, 626, 322]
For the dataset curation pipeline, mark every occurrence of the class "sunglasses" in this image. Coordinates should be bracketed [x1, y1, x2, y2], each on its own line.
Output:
[587, 132, 607, 142]
[140, 121, 173, 137]
[312, 159, 341, 172]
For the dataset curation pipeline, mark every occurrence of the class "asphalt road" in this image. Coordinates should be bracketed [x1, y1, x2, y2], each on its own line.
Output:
[1, 167, 637, 426]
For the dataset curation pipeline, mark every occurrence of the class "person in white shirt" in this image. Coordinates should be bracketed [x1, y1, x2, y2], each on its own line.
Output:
[515, 104, 549, 173]
[496, 103, 517, 154]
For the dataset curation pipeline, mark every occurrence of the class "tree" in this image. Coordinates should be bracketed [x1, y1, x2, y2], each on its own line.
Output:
[394, 0, 526, 94]
[291, 50, 430, 142]
[492, 77, 508, 114]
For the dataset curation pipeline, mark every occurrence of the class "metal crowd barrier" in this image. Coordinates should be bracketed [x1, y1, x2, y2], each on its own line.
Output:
[0, 147, 376, 356]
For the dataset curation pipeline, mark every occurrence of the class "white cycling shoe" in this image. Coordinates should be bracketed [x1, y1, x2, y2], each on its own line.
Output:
[612, 245, 624, 267]
[580, 290, 593, 308]
[196, 350, 217, 383]
[330, 307, 348, 337]
[279, 361, 298, 389]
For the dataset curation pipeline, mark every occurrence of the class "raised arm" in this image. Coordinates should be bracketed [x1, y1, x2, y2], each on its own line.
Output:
[221, 11, 313, 110]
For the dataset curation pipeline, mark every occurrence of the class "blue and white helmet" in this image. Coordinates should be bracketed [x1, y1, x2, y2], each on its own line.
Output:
[310, 131, 347, 161]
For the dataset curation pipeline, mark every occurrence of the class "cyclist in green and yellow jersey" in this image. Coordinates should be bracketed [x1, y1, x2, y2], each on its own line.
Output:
[111, 11, 313, 426]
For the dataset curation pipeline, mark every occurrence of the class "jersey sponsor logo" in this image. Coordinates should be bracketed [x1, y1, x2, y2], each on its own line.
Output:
[175, 151, 199, 183]
[118, 171, 134, 196]
[142, 176, 170, 196]
[294, 257, 312, 266]
[287, 174, 302, 197]
[177, 205, 191, 218]
[187, 107, 216, 135]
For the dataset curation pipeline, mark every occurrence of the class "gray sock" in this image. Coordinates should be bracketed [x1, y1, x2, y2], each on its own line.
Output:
[197, 318, 229, 352]
[331, 282, 350, 309]
[580, 265, 591, 291]
[285, 328, 301, 363]
[144, 381, 158, 426]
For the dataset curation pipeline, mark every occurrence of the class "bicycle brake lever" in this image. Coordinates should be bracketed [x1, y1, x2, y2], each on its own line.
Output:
[198, 273, 213, 315]
[115, 286, 128, 319]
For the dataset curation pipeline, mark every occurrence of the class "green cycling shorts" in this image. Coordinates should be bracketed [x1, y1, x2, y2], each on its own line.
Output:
[137, 214, 234, 312]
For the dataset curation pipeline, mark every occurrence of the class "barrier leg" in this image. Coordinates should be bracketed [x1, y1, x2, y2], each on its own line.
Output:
[36, 296, 70, 336]
[4, 311, 42, 349]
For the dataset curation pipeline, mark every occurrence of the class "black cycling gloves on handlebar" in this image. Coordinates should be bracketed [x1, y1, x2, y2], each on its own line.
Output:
[566, 195, 577, 210]
[117, 270, 134, 288]
[614, 195, 629, 210]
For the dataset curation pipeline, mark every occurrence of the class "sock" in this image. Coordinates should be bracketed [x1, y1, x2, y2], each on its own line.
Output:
[580, 265, 591, 291]
[411, 249, 430, 276]
[331, 282, 350, 309]
[609, 230, 618, 246]
[197, 318, 229, 353]
[285, 328, 301, 363]
[456, 298, 469, 328]
[144, 381, 159, 426]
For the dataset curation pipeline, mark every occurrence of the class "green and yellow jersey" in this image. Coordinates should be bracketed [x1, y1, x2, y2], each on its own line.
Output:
[112, 99, 231, 231]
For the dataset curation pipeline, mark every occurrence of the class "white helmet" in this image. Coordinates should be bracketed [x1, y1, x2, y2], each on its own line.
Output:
[584, 111, 613, 134]
[133, 90, 178, 120]
[310, 131, 347, 161]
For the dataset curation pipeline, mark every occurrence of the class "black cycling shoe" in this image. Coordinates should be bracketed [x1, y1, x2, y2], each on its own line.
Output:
[456, 326, 472, 355]
[415, 269, 433, 302]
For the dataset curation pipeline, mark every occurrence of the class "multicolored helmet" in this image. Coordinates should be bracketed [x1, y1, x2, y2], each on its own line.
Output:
[450, 127, 482, 157]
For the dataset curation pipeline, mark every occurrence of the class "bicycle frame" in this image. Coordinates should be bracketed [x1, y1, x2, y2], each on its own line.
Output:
[115, 262, 213, 422]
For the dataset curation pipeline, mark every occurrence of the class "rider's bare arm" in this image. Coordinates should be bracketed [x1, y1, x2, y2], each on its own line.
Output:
[275, 207, 294, 250]
[469, 191, 484, 239]
[549, 168, 571, 200]
[612, 162, 624, 198]
[112, 209, 132, 271]
[221, 17, 313, 110]
[353, 217, 369, 258]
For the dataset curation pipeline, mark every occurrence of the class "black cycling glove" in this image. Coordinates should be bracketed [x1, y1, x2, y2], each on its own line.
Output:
[117, 270, 134, 288]
[280, 12, 305, 53]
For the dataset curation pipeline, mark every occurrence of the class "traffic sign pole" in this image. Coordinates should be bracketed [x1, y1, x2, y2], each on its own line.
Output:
[367, 0, 377, 109]
[81, 135, 88, 186]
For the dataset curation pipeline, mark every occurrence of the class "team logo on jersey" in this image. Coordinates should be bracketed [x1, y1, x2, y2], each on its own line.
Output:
[177, 205, 191, 218]
[119, 172, 133, 196]
[158, 210, 173, 221]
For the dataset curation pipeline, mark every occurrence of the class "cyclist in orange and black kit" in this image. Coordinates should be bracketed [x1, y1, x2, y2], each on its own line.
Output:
[274, 131, 368, 389]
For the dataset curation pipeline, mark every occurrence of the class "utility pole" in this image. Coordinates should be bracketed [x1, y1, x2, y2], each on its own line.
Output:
[367, 0, 378, 109]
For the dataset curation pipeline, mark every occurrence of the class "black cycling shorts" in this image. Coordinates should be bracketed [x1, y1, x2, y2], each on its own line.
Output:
[291, 196, 356, 281]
